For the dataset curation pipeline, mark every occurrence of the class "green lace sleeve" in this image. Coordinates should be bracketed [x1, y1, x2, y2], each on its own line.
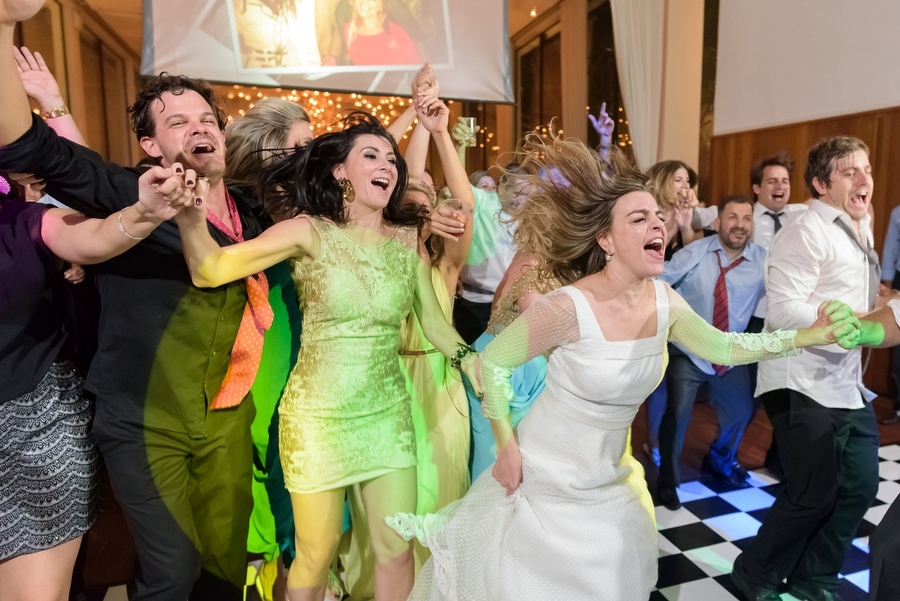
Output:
[666, 284, 799, 365]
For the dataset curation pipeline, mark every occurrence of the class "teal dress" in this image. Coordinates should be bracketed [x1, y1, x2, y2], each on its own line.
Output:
[465, 268, 560, 481]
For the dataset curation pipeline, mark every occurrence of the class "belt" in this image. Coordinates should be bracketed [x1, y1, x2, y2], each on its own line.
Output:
[398, 348, 442, 356]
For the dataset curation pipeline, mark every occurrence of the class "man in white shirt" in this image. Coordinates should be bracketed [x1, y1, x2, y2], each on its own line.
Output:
[746, 152, 807, 480]
[453, 181, 516, 343]
[731, 137, 880, 601]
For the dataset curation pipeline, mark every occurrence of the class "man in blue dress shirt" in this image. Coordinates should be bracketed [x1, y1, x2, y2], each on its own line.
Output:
[656, 195, 767, 510]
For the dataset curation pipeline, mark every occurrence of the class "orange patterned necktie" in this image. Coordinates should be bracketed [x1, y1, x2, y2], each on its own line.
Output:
[206, 190, 274, 410]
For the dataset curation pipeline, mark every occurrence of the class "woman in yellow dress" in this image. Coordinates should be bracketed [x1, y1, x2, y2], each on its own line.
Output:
[342, 86, 475, 601]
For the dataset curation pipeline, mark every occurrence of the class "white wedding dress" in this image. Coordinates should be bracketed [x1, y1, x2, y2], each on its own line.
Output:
[390, 281, 797, 601]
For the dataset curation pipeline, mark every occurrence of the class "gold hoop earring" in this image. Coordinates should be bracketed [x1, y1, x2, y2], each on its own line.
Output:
[338, 178, 355, 202]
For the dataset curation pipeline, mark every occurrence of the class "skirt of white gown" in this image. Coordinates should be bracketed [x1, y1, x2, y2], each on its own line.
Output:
[390, 393, 658, 601]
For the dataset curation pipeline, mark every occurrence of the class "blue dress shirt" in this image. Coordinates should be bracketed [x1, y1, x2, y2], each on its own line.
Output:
[659, 235, 767, 375]
[881, 205, 900, 285]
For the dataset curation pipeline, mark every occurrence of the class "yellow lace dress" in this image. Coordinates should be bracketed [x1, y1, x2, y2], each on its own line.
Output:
[278, 218, 420, 493]
[342, 269, 471, 600]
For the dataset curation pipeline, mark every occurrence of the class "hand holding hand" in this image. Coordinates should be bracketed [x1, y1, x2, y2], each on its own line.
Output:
[412, 63, 438, 101]
[796, 300, 861, 349]
[63, 263, 85, 284]
[14, 46, 63, 108]
[137, 163, 198, 222]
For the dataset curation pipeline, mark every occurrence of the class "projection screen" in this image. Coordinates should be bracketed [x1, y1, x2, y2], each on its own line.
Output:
[715, 0, 900, 135]
[141, 0, 513, 103]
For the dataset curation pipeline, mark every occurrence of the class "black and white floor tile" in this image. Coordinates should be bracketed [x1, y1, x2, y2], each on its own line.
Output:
[650, 444, 900, 600]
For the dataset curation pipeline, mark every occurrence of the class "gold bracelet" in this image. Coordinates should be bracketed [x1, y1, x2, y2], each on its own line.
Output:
[117, 207, 148, 241]
[41, 104, 70, 120]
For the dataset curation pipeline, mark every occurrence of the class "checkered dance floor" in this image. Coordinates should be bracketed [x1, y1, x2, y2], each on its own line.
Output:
[650, 444, 900, 600]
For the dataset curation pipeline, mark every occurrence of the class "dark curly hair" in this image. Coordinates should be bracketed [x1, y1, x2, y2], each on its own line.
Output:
[256, 111, 423, 228]
[128, 73, 228, 140]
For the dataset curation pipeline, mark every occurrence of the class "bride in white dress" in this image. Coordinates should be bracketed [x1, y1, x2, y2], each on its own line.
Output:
[388, 137, 862, 601]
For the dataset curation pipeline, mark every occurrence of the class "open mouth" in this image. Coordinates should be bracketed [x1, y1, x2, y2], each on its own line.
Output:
[772, 192, 785, 202]
[190, 143, 215, 155]
[644, 237, 665, 260]
[851, 191, 868, 206]
[372, 177, 390, 191]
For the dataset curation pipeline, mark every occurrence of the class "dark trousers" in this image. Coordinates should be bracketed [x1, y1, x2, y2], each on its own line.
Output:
[452, 297, 492, 345]
[644, 377, 667, 447]
[870, 495, 900, 601]
[93, 399, 254, 601]
[890, 272, 900, 411]
[658, 348, 754, 486]
[740, 389, 879, 592]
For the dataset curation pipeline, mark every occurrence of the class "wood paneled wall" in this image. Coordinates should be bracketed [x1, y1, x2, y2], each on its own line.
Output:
[710, 106, 900, 395]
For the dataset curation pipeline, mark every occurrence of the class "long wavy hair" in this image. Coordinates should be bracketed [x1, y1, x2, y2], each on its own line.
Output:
[224, 98, 311, 189]
[645, 160, 696, 209]
[510, 133, 653, 285]
[256, 111, 422, 228]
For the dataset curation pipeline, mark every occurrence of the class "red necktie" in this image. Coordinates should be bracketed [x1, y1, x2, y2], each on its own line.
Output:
[712, 250, 745, 376]
[206, 191, 274, 410]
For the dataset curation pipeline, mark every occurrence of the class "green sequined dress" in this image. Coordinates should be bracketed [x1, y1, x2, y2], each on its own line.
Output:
[279, 218, 420, 493]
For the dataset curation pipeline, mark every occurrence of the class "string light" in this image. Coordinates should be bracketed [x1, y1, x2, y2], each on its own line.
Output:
[213, 83, 500, 148]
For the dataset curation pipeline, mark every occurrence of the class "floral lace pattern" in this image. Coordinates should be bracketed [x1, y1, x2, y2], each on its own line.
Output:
[278, 219, 420, 493]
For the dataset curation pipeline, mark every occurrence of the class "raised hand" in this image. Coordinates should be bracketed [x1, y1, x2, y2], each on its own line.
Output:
[0, 0, 45, 26]
[451, 116, 472, 148]
[138, 163, 198, 222]
[673, 202, 693, 230]
[588, 102, 615, 140]
[416, 98, 449, 133]
[14, 46, 62, 108]
[411, 63, 438, 102]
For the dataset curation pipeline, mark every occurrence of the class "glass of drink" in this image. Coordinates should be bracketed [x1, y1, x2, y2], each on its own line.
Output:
[442, 197, 472, 224]
[463, 117, 478, 147]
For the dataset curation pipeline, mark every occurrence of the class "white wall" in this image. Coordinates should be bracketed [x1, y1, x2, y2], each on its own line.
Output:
[714, 0, 900, 135]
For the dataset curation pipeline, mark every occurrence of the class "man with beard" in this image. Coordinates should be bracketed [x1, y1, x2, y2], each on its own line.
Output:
[732, 137, 879, 601]
[0, 5, 266, 599]
[655, 195, 766, 510]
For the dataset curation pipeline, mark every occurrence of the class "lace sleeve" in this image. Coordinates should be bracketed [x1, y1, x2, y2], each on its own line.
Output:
[480, 289, 580, 419]
[666, 284, 799, 365]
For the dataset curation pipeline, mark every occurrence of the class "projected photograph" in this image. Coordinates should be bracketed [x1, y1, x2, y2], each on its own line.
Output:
[229, 0, 451, 71]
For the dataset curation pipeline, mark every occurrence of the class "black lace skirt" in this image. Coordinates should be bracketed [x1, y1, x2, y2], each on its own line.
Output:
[0, 361, 100, 559]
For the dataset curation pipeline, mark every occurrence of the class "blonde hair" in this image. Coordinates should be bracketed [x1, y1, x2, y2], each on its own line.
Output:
[224, 98, 311, 187]
[645, 160, 696, 209]
[511, 133, 652, 285]
[405, 178, 436, 208]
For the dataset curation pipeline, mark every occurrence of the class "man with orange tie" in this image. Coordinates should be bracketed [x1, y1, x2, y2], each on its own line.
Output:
[0, 14, 265, 597]
[655, 195, 767, 511]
